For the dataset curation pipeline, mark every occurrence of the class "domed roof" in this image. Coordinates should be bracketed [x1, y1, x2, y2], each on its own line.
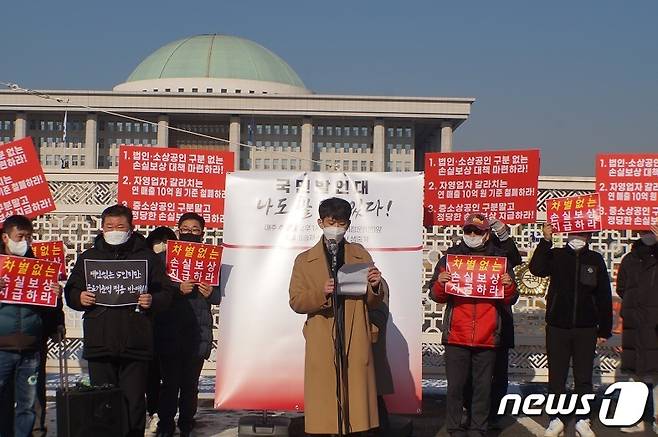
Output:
[123, 34, 306, 89]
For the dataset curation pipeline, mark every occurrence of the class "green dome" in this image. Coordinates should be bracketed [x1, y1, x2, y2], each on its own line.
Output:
[125, 34, 306, 88]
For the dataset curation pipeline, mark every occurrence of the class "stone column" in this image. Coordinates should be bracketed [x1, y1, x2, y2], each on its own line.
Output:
[85, 113, 98, 169]
[157, 115, 169, 147]
[229, 116, 241, 170]
[372, 119, 385, 171]
[300, 117, 313, 171]
[440, 121, 453, 152]
[14, 112, 27, 139]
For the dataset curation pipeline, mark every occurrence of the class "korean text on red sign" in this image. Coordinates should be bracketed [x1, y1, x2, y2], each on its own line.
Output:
[0, 255, 60, 307]
[0, 137, 56, 222]
[596, 153, 658, 230]
[547, 193, 601, 233]
[424, 149, 540, 226]
[445, 254, 507, 299]
[32, 241, 67, 280]
[118, 145, 234, 227]
[166, 240, 222, 286]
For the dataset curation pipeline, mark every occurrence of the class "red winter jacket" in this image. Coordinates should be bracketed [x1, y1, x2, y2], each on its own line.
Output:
[430, 242, 518, 348]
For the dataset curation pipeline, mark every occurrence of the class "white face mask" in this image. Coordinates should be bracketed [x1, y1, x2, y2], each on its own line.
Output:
[323, 226, 346, 243]
[103, 230, 131, 246]
[568, 238, 587, 251]
[7, 238, 29, 256]
[463, 234, 485, 249]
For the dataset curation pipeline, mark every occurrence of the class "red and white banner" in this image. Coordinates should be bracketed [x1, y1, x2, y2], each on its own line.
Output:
[0, 137, 55, 222]
[546, 193, 602, 234]
[0, 255, 60, 307]
[32, 241, 67, 280]
[217, 172, 423, 414]
[117, 146, 233, 227]
[446, 254, 507, 299]
[424, 149, 540, 226]
[165, 240, 222, 286]
[596, 153, 658, 230]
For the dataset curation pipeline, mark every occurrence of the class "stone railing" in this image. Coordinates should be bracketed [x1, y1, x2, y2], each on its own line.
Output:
[37, 172, 630, 382]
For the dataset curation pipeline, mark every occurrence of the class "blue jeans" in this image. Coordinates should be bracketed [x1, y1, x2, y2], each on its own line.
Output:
[0, 350, 40, 437]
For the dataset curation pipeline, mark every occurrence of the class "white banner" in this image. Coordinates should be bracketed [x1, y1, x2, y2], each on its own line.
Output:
[216, 172, 423, 414]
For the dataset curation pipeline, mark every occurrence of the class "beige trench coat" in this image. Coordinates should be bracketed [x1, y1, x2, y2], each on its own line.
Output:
[289, 239, 386, 434]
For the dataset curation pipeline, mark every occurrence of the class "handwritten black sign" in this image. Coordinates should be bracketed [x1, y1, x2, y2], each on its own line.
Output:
[84, 259, 148, 307]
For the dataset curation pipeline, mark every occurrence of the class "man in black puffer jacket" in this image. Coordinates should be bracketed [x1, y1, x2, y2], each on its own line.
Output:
[65, 205, 173, 437]
[529, 223, 612, 437]
[154, 212, 221, 437]
[617, 224, 658, 431]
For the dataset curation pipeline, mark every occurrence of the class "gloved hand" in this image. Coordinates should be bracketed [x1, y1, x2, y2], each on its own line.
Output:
[490, 219, 510, 241]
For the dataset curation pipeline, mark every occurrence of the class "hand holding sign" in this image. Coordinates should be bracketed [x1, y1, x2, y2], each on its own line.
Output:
[138, 293, 152, 309]
[180, 281, 195, 295]
[80, 290, 96, 307]
[367, 266, 381, 289]
[198, 283, 213, 298]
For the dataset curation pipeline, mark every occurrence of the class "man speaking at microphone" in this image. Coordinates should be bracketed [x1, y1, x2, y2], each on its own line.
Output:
[289, 197, 387, 435]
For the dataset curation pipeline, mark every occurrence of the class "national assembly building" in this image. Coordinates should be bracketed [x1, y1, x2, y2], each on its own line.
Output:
[0, 34, 474, 172]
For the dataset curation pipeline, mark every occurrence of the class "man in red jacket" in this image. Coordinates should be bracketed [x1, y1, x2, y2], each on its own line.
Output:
[429, 213, 518, 437]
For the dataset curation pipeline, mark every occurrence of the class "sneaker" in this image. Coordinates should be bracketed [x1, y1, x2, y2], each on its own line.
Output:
[575, 419, 596, 437]
[544, 418, 565, 437]
[148, 413, 160, 433]
[620, 421, 645, 433]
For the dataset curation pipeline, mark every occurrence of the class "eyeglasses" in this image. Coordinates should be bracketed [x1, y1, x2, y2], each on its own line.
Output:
[179, 228, 203, 235]
[463, 227, 486, 236]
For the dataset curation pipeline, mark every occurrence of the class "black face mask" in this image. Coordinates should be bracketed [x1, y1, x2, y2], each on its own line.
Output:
[179, 233, 203, 243]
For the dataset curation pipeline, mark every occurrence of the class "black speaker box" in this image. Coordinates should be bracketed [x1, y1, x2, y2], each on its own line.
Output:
[56, 386, 123, 437]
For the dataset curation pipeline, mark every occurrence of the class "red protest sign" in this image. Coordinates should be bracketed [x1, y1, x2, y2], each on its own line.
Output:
[118, 146, 234, 228]
[424, 149, 540, 226]
[596, 153, 658, 230]
[0, 255, 60, 307]
[166, 240, 222, 286]
[445, 254, 507, 299]
[0, 137, 55, 222]
[546, 193, 601, 233]
[32, 241, 67, 280]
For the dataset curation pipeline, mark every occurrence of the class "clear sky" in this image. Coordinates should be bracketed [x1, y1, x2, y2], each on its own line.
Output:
[1, 0, 656, 176]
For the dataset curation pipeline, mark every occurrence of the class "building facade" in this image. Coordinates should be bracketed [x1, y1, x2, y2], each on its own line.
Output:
[0, 34, 473, 172]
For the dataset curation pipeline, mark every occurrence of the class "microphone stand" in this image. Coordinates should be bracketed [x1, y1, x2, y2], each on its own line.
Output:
[328, 240, 345, 437]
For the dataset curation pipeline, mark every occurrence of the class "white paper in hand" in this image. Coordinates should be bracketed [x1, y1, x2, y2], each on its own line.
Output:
[337, 262, 374, 296]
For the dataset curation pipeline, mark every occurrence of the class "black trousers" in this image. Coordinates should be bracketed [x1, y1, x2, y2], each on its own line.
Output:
[146, 354, 161, 417]
[445, 345, 496, 437]
[463, 347, 509, 420]
[87, 357, 148, 437]
[545, 325, 597, 420]
[157, 354, 205, 433]
[32, 340, 49, 437]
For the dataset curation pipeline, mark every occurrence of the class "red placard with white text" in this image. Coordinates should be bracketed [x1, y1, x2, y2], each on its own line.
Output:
[118, 146, 234, 228]
[0, 255, 60, 307]
[424, 149, 540, 226]
[546, 193, 601, 233]
[596, 153, 658, 230]
[165, 240, 222, 286]
[445, 254, 507, 299]
[0, 137, 55, 222]
[32, 241, 67, 280]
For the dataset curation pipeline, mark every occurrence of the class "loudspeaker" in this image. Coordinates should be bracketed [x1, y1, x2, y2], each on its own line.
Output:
[56, 386, 123, 437]
[238, 415, 291, 436]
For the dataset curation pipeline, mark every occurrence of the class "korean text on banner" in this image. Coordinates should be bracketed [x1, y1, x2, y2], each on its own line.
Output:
[32, 241, 67, 280]
[117, 145, 234, 227]
[0, 137, 55, 222]
[166, 240, 222, 286]
[546, 193, 601, 234]
[445, 254, 507, 299]
[84, 259, 148, 307]
[0, 255, 60, 307]
[596, 153, 658, 230]
[424, 149, 540, 226]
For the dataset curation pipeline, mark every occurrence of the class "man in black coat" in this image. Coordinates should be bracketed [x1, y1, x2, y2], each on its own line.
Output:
[617, 224, 658, 433]
[65, 205, 173, 437]
[529, 224, 612, 437]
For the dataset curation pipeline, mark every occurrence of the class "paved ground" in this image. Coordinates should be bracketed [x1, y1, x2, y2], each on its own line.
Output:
[41, 377, 654, 436]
